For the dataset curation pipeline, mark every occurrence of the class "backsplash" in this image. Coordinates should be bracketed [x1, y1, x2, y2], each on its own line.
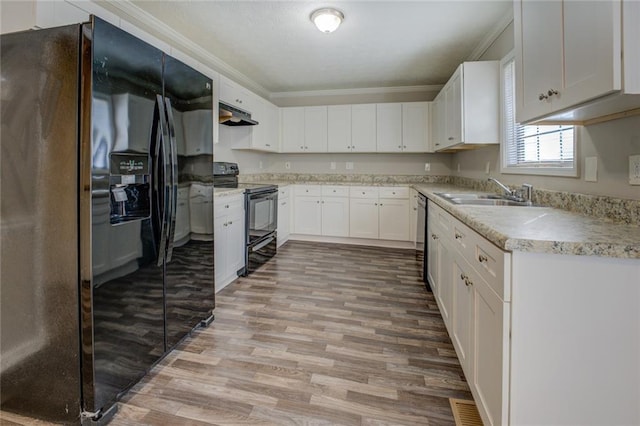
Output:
[239, 173, 451, 185]
[450, 177, 640, 225]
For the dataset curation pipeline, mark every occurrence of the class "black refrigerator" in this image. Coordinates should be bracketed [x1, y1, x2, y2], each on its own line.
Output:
[0, 17, 214, 424]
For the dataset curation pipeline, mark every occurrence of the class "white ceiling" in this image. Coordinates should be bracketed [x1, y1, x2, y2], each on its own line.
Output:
[126, 1, 512, 95]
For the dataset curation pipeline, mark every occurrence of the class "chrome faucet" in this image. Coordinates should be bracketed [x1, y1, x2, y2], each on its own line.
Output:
[488, 178, 533, 204]
[488, 178, 514, 197]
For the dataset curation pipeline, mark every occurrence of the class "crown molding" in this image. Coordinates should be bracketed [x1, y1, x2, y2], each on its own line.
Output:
[466, 8, 514, 61]
[270, 85, 444, 100]
[89, 0, 271, 98]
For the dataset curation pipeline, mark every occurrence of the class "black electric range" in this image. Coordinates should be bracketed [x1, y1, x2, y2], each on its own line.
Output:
[213, 162, 278, 276]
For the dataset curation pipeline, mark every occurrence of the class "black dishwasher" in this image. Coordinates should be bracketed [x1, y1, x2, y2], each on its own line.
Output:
[416, 193, 431, 291]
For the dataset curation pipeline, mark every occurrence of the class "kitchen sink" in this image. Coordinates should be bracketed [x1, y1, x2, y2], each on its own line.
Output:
[434, 192, 535, 207]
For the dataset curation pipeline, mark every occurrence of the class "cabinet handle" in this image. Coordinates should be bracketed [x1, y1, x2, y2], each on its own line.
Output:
[305, 146, 309, 150]
[465, 278, 473, 287]
[225, 204, 229, 208]
[317, 201, 320, 204]
[460, 273, 467, 280]
[266, 144, 271, 147]
[538, 93, 549, 101]
[379, 203, 383, 206]
[224, 222, 228, 227]
[228, 221, 232, 225]
[478, 254, 488, 263]
[374, 203, 378, 206]
[454, 232, 462, 240]
[435, 143, 440, 146]
[321, 201, 324, 204]
[282, 202, 287, 206]
[403, 145, 407, 149]
[352, 145, 355, 149]
[431, 234, 438, 240]
[548, 89, 559, 97]
[448, 137, 454, 141]
[413, 207, 417, 211]
[398, 145, 402, 148]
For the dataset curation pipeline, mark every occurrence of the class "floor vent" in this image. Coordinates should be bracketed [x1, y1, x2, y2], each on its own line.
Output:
[449, 398, 483, 426]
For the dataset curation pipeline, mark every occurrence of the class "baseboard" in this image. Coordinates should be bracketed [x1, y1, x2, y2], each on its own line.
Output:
[289, 234, 415, 249]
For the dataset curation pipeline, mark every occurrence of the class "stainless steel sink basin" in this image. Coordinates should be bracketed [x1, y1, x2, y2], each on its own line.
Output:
[434, 192, 535, 207]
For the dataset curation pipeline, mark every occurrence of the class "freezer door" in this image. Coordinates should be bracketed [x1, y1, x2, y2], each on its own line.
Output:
[0, 25, 82, 423]
[80, 17, 166, 415]
[162, 55, 215, 350]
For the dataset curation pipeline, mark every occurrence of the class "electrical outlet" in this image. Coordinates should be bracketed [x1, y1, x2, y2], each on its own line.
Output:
[330, 162, 336, 170]
[424, 163, 431, 172]
[259, 161, 263, 169]
[457, 163, 461, 173]
[585, 156, 598, 182]
[485, 161, 491, 174]
[630, 154, 640, 185]
[346, 162, 354, 170]
[285, 161, 291, 170]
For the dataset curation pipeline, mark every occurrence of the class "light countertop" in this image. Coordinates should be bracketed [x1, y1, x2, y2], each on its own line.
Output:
[414, 184, 640, 259]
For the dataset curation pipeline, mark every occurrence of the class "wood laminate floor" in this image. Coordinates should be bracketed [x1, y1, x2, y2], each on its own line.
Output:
[0, 241, 472, 425]
[112, 241, 472, 425]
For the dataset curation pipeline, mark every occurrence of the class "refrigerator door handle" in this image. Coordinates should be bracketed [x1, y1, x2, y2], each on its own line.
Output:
[164, 97, 179, 262]
[153, 94, 171, 266]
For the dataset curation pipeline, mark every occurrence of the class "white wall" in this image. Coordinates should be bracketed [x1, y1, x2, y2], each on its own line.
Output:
[452, 21, 640, 200]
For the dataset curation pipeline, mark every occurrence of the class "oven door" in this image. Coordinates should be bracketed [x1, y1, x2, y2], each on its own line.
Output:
[246, 190, 278, 244]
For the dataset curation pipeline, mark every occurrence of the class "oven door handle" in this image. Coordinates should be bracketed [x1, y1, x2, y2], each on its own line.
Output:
[252, 236, 275, 252]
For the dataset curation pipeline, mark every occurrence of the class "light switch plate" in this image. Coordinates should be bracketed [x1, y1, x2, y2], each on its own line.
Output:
[346, 162, 354, 170]
[584, 156, 598, 182]
[330, 162, 336, 170]
[424, 163, 431, 172]
[285, 161, 291, 170]
[485, 161, 491, 174]
[630, 154, 640, 185]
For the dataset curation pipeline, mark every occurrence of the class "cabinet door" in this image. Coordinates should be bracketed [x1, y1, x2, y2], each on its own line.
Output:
[277, 197, 290, 247]
[376, 103, 403, 152]
[349, 199, 378, 239]
[351, 104, 377, 152]
[226, 212, 246, 278]
[214, 218, 227, 288]
[409, 189, 418, 245]
[321, 197, 349, 237]
[219, 75, 250, 109]
[431, 96, 445, 151]
[304, 106, 328, 152]
[251, 98, 268, 150]
[293, 196, 322, 235]
[436, 238, 453, 330]
[473, 273, 509, 426]
[379, 198, 410, 241]
[328, 105, 352, 153]
[281, 107, 305, 152]
[402, 102, 430, 152]
[266, 101, 279, 152]
[452, 253, 474, 373]
[444, 70, 462, 147]
[560, 1, 621, 110]
[515, 0, 562, 122]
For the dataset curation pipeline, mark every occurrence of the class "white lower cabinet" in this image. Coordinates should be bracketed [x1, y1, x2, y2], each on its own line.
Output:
[277, 186, 291, 247]
[293, 185, 349, 237]
[428, 199, 509, 426]
[349, 198, 379, 239]
[378, 198, 409, 241]
[214, 194, 245, 292]
[427, 197, 640, 426]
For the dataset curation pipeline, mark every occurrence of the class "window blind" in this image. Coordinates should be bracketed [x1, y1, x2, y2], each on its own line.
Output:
[503, 58, 574, 168]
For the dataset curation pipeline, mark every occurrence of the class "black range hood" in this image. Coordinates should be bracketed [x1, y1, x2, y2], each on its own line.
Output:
[219, 101, 258, 126]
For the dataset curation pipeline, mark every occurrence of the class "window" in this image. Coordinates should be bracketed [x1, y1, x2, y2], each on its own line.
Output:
[501, 52, 578, 176]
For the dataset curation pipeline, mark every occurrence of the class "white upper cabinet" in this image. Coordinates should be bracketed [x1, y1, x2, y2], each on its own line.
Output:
[219, 75, 252, 110]
[402, 102, 430, 152]
[327, 105, 352, 153]
[431, 94, 446, 151]
[248, 97, 279, 152]
[281, 107, 328, 152]
[351, 104, 377, 153]
[376, 103, 403, 152]
[304, 106, 328, 152]
[515, 0, 640, 124]
[433, 61, 500, 151]
[281, 107, 306, 152]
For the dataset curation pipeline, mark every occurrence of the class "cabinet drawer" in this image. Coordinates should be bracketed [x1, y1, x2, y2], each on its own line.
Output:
[452, 222, 474, 262]
[350, 186, 379, 199]
[429, 201, 451, 232]
[278, 185, 290, 199]
[469, 231, 510, 301]
[215, 195, 244, 219]
[294, 185, 322, 197]
[379, 186, 409, 199]
[321, 185, 349, 197]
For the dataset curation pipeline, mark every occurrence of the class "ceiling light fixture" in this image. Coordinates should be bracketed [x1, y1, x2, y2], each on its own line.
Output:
[310, 8, 344, 33]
